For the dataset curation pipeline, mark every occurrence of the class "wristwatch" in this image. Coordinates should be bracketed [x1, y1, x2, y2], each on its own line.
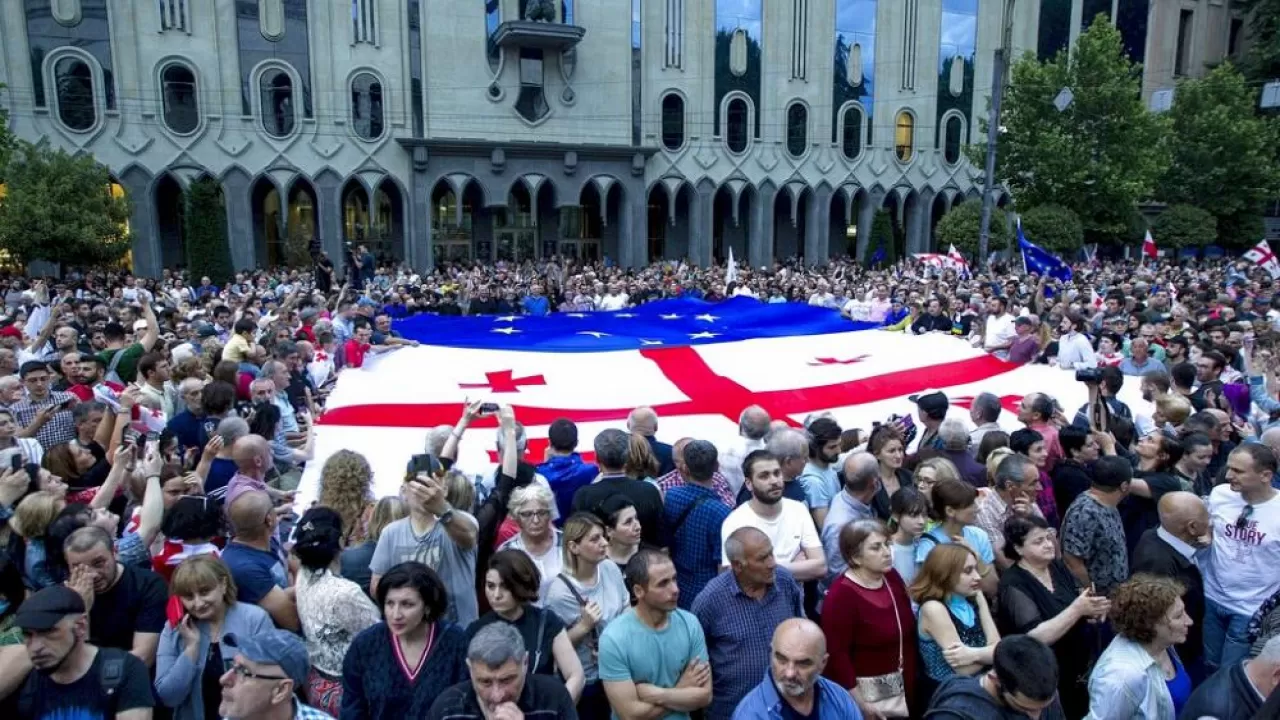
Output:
[438, 504, 456, 525]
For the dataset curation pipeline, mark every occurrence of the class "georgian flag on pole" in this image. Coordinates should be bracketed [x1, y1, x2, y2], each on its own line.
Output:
[296, 299, 1146, 507]
[947, 244, 971, 278]
[1142, 229, 1159, 261]
[1245, 239, 1280, 279]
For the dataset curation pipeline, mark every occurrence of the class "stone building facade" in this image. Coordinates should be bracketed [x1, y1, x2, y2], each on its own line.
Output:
[0, 0, 1247, 275]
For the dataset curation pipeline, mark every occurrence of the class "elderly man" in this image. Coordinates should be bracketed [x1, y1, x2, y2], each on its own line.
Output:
[1120, 336, 1164, 376]
[62, 526, 168, 667]
[11, 585, 155, 719]
[692, 527, 804, 719]
[427, 623, 577, 720]
[732, 618, 862, 719]
[628, 406, 676, 476]
[1181, 634, 1280, 720]
[917, 418, 987, 487]
[720, 405, 771, 498]
[219, 630, 332, 720]
[821, 453, 879, 582]
[974, 454, 1046, 567]
[1131, 491, 1210, 680]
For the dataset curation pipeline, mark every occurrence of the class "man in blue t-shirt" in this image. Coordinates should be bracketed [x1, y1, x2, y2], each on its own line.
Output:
[222, 490, 299, 632]
[599, 549, 711, 719]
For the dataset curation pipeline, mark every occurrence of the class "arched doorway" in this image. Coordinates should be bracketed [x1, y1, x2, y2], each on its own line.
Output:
[154, 174, 186, 270]
[829, 188, 858, 260]
[882, 192, 905, 261]
[286, 179, 318, 265]
[532, 181, 558, 259]
[495, 181, 535, 263]
[712, 184, 751, 265]
[774, 186, 809, 261]
[930, 193, 950, 251]
[648, 184, 692, 262]
[372, 180, 405, 262]
[431, 178, 486, 265]
[341, 179, 369, 246]
[251, 177, 284, 267]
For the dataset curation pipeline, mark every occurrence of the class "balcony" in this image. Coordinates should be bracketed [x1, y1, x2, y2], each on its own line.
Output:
[492, 20, 585, 51]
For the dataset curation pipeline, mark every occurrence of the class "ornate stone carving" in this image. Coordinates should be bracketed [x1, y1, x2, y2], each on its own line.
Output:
[525, 0, 557, 22]
[259, 0, 285, 42]
[563, 151, 578, 175]
[729, 29, 748, 77]
[949, 54, 964, 97]
[491, 148, 507, 173]
[51, 0, 82, 27]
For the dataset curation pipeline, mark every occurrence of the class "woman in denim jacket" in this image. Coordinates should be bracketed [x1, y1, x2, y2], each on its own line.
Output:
[154, 555, 275, 720]
[1086, 574, 1194, 719]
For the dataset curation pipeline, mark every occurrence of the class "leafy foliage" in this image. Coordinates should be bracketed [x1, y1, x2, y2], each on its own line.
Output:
[1234, 0, 1280, 81]
[1018, 204, 1084, 254]
[183, 177, 233, 284]
[0, 141, 130, 267]
[977, 18, 1169, 245]
[1157, 63, 1280, 246]
[0, 84, 12, 177]
[936, 202, 1010, 257]
[1151, 204, 1217, 249]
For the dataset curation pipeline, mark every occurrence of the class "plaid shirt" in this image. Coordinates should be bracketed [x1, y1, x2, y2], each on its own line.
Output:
[656, 468, 736, 507]
[292, 700, 335, 720]
[11, 391, 78, 449]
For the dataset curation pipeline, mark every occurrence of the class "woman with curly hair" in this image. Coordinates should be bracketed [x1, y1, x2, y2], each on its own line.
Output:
[317, 450, 374, 547]
[1086, 573, 1193, 719]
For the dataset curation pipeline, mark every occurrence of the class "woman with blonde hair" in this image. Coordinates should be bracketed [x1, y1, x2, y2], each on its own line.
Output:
[154, 555, 274, 720]
[624, 433, 661, 483]
[914, 457, 960, 513]
[317, 450, 374, 546]
[910, 543, 1000, 698]
[340, 495, 406, 597]
[9, 491, 67, 590]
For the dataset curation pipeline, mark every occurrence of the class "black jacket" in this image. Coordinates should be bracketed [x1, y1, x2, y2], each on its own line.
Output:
[1051, 459, 1092, 514]
[1178, 659, 1262, 720]
[1131, 528, 1204, 668]
[425, 674, 579, 720]
[912, 313, 953, 334]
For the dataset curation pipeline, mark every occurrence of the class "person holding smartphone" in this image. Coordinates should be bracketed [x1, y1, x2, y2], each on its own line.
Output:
[11, 360, 81, 449]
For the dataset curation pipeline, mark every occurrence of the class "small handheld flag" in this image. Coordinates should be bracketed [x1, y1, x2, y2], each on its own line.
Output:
[1245, 239, 1280, 280]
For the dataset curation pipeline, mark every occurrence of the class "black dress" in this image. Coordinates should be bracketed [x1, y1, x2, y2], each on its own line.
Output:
[997, 561, 1094, 720]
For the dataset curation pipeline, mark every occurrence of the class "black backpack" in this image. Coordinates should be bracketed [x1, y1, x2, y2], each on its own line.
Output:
[18, 647, 127, 716]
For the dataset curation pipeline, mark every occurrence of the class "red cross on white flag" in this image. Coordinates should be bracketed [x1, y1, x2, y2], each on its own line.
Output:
[1245, 239, 1280, 279]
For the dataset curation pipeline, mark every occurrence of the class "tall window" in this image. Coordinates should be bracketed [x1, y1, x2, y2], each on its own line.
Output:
[661, 93, 685, 151]
[353, 0, 377, 43]
[725, 97, 749, 153]
[840, 105, 863, 160]
[894, 111, 914, 162]
[943, 114, 962, 165]
[161, 64, 199, 134]
[1175, 9, 1193, 77]
[786, 102, 807, 157]
[350, 72, 384, 140]
[260, 68, 295, 138]
[54, 58, 96, 132]
[159, 0, 189, 31]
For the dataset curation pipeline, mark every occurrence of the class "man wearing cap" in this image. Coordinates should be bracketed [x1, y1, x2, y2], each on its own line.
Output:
[219, 629, 333, 720]
[9, 585, 155, 719]
[427, 623, 577, 720]
[906, 391, 948, 471]
[1007, 316, 1040, 365]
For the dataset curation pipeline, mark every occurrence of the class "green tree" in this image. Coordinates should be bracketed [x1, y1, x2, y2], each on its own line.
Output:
[1151, 204, 1217, 249]
[1157, 63, 1280, 247]
[936, 202, 1009, 256]
[976, 18, 1169, 245]
[1018, 204, 1084, 255]
[0, 141, 130, 267]
[183, 177, 233, 284]
[1234, 0, 1280, 81]
[0, 84, 13, 176]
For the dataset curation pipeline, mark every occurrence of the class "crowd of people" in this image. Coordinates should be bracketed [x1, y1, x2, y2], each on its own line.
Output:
[0, 251, 1277, 720]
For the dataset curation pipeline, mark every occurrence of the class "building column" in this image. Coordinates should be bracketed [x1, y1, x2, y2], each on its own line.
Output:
[315, 172, 344, 273]
[750, 184, 777, 270]
[408, 147, 433, 270]
[223, 185, 255, 271]
[118, 169, 160, 278]
[856, 190, 877, 262]
[905, 191, 929, 254]
[807, 185, 832, 265]
[625, 180, 647, 268]
[693, 183, 715, 267]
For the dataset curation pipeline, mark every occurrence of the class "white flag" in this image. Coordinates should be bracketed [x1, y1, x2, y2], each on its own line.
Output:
[1245, 239, 1280, 279]
[726, 247, 739, 283]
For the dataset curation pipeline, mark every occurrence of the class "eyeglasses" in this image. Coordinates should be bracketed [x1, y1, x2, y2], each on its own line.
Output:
[1236, 505, 1255, 531]
[516, 510, 551, 521]
[226, 664, 288, 682]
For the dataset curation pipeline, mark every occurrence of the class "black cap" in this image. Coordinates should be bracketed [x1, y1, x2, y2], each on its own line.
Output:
[194, 323, 219, 339]
[908, 391, 949, 416]
[15, 585, 85, 631]
[1014, 316, 1035, 327]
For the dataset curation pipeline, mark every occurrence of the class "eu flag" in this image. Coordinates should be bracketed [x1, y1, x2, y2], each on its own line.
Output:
[870, 246, 887, 265]
[1018, 220, 1073, 283]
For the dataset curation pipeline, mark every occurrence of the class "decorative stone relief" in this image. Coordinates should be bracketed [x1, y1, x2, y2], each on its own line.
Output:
[112, 124, 153, 155]
[694, 146, 718, 169]
[491, 148, 507, 173]
[563, 151, 578, 175]
[215, 126, 252, 157]
[412, 146, 429, 171]
[949, 54, 964, 97]
[848, 44, 862, 87]
[729, 30, 748, 77]
[756, 143, 780, 173]
[814, 146, 836, 174]
[631, 153, 645, 177]
[310, 136, 343, 159]
[51, 0, 82, 27]
[260, 0, 285, 41]
[724, 178, 747, 225]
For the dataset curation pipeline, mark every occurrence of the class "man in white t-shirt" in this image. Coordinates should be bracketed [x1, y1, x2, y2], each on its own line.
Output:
[1201, 444, 1280, 673]
[982, 296, 1015, 358]
[719, 450, 826, 581]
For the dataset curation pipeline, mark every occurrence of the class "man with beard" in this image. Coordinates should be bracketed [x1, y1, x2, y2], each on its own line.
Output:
[732, 618, 861, 719]
[61, 527, 167, 668]
[720, 451, 826, 582]
[9, 585, 155, 719]
[798, 418, 843, 526]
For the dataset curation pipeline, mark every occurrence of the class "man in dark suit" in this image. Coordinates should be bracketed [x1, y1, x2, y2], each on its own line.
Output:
[1131, 490, 1211, 682]
[628, 406, 676, 476]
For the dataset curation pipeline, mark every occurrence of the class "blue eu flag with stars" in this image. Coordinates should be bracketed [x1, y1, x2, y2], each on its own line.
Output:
[1018, 220, 1073, 283]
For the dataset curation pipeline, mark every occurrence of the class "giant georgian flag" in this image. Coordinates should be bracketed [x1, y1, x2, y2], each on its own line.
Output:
[297, 299, 1142, 506]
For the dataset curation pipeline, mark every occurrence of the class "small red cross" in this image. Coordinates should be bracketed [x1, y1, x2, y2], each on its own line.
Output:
[950, 394, 1025, 414]
[808, 355, 871, 366]
[459, 370, 547, 393]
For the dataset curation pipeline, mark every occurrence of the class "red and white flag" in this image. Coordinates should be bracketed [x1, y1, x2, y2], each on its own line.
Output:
[1142, 229, 1158, 260]
[1245, 239, 1280, 279]
[947, 245, 970, 277]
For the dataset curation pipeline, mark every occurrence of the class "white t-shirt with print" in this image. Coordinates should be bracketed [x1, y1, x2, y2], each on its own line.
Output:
[1201, 485, 1280, 616]
[719, 498, 822, 566]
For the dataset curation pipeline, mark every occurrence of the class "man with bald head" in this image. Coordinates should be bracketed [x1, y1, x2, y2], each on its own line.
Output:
[224, 434, 291, 507]
[222, 490, 300, 631]
[693, 527, 804, 719]
[628, 406, 676, 476]
[732, 618, 861, 718]
[721, 405, 772, 498]
[1132, 490, 1211, 679]
[821, 453, 879, 582]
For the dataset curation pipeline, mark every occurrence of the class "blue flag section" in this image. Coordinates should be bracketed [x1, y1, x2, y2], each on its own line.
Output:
[1018, 221, 1074, 283]
[390, 297, 879, 352]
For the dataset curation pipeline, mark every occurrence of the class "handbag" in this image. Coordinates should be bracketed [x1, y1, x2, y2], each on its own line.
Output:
[854, 581, 910, 718]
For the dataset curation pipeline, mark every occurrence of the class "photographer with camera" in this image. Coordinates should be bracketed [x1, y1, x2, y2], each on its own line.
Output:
[1071, 366, 1131, 430]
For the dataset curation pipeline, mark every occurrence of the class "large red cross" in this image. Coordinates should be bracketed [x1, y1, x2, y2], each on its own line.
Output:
[458, 370, 547, 393]
[321, 346, 1012, 432]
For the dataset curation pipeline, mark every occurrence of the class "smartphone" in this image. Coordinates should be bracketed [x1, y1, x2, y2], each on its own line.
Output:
[9, 453, 21, 472]
[478, 402, 499, 414]
[406, 453, 441, 480]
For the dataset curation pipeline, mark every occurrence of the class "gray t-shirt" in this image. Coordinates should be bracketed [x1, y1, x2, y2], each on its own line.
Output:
[370, 517, 478, 626]
[539, 561, 630, 682]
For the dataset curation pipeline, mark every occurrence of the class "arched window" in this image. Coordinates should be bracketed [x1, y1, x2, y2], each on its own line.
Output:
[786, 102, 808, 157]
[943, 114, 963, 165]
[350, 72, 384, 140]
[841, 105, 863, 160]
[661, 93, 685, 151]
[894, 110, 914, 162]
[725, 97, 749, 153]
[54, 57, 96, 131]
[161, 64, 199, 134]
[260, 68, 296, 138]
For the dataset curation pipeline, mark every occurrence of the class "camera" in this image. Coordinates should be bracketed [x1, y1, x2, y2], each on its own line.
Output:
[1075, 367, 1103, 384]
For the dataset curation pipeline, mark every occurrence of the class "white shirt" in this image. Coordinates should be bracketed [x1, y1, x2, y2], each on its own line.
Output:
[841, 299, 870, 321]
[719, 498, 821, 566]
[1057, 331, 1097, 369]
[983, 313, 1016, 355]
[808, 292, 837, 309]
[1201, 485, 1280, 616]
[599, 293, 629, 311]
